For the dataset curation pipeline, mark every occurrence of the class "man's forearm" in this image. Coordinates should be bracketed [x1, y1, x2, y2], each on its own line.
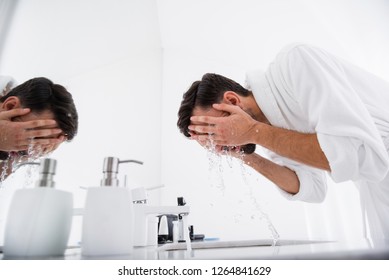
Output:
[242, 153, 300, 194]
[251, 123, 330, 171]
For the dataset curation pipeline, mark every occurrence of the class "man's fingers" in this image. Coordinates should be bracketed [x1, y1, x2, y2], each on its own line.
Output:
[19, 138, 60, 147]
[13, 145, 30, 151]
[0, 108, 30, 120]
[191, 133, 226, 144]
[190, 115, 220, 126]
[31, 137, 63, 145]
[20, 119, 58, 130]
[188, 124, 215, 134]
[15, 138, 62, 151]
[213, 103, 240, 113]
[25, 128, 62, 139]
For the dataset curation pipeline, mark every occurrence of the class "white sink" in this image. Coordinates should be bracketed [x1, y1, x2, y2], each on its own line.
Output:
[158, 239, 331, 251]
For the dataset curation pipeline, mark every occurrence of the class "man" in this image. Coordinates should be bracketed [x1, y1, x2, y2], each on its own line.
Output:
[177, 43, 389, 245]
[0, 77, 78, 180]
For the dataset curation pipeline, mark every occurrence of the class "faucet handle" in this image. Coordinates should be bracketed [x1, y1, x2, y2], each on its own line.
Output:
[132, 185, 164, 204]
[177, 197, 186, 206]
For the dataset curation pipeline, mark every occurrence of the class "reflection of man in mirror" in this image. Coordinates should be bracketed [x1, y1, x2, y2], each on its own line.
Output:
[177, 43, 389, 245]
[0, 76, 78, 180]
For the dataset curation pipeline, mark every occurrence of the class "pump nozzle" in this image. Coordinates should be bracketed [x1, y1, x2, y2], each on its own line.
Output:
[100, 156, 143, 187]
[37, 158, 57, 187]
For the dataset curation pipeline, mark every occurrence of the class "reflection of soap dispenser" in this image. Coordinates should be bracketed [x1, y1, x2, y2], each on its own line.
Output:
[3, 158, 73, 257]
[81, 157, 143, 256]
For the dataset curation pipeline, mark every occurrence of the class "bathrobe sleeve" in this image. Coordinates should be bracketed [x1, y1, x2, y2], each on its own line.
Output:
[276, 44, 389, 183]
[267, 149, 328, 203]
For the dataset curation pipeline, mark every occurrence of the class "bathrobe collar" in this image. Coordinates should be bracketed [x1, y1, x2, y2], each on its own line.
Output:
[246, 69, 287, 129]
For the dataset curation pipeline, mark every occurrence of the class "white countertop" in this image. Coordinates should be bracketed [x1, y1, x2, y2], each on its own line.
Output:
[2, 239, 388, 260]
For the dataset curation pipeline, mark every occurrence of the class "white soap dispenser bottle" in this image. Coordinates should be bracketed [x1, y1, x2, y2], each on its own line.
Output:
[81, 157, 143, 256]
[3, 158, 73, 258]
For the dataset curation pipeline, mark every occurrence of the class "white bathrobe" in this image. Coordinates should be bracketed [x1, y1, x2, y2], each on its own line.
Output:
[246, 43, 389, 245]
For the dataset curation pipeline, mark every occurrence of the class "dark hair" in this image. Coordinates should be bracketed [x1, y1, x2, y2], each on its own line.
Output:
[177, 73, 251, 137]
[0, 77, 78, 140]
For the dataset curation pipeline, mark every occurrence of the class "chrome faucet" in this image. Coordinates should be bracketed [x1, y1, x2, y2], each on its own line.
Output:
[16, 158, 57, 187]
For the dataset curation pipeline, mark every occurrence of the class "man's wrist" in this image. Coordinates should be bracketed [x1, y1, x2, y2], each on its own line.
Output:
[250, 121, 269, 146]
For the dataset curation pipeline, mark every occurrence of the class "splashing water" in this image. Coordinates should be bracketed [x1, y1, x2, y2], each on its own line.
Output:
[21, 140, 44, 187]
[237, 157, 280, 245]
[246, 181, 280, 245]
[237, 154, 280, 245]
[0, 140, 44, 188]
[26, 139, 45, 161]
[206, 136, 226, 194]
[237, 152, 250, 185]
[206, 141, 280, 246]
[223, 149, 235, 169]
[0, 162, 9, 184]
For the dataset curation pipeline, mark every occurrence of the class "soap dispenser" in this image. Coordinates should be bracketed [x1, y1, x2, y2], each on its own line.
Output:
[81, 157, 143, 256]
[3, 158, 73, 258]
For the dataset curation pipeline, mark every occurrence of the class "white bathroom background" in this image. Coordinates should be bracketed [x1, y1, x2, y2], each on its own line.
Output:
[1, 0, 389, 246]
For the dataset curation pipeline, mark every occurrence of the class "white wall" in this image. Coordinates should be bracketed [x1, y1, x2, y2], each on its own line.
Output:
[158, 0, 389, 241]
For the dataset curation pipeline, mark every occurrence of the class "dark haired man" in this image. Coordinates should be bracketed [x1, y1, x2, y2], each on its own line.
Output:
[177, 43, 389, 245]
[0, 77, 78, 180]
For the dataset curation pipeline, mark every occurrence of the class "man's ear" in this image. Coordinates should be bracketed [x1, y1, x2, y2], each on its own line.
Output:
[223, 91, 241, 106]
[1, 96, 21, 110]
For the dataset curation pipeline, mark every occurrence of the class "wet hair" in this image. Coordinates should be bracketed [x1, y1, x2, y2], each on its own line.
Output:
[177, 73, 251, 137]
[177, 73, 256, 154]
[0, 77, 78, 140]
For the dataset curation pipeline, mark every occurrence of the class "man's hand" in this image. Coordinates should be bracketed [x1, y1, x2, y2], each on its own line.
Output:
[0, 108, 63, 152]
[188, 103, 257, 146]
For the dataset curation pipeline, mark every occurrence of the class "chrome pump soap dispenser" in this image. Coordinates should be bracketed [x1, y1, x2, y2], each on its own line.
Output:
[81, 157, 143, 256]
[3, 158, 73, 257]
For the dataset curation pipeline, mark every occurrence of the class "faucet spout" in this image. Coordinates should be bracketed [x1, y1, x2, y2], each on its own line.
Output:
[133, 204, 190, 247]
